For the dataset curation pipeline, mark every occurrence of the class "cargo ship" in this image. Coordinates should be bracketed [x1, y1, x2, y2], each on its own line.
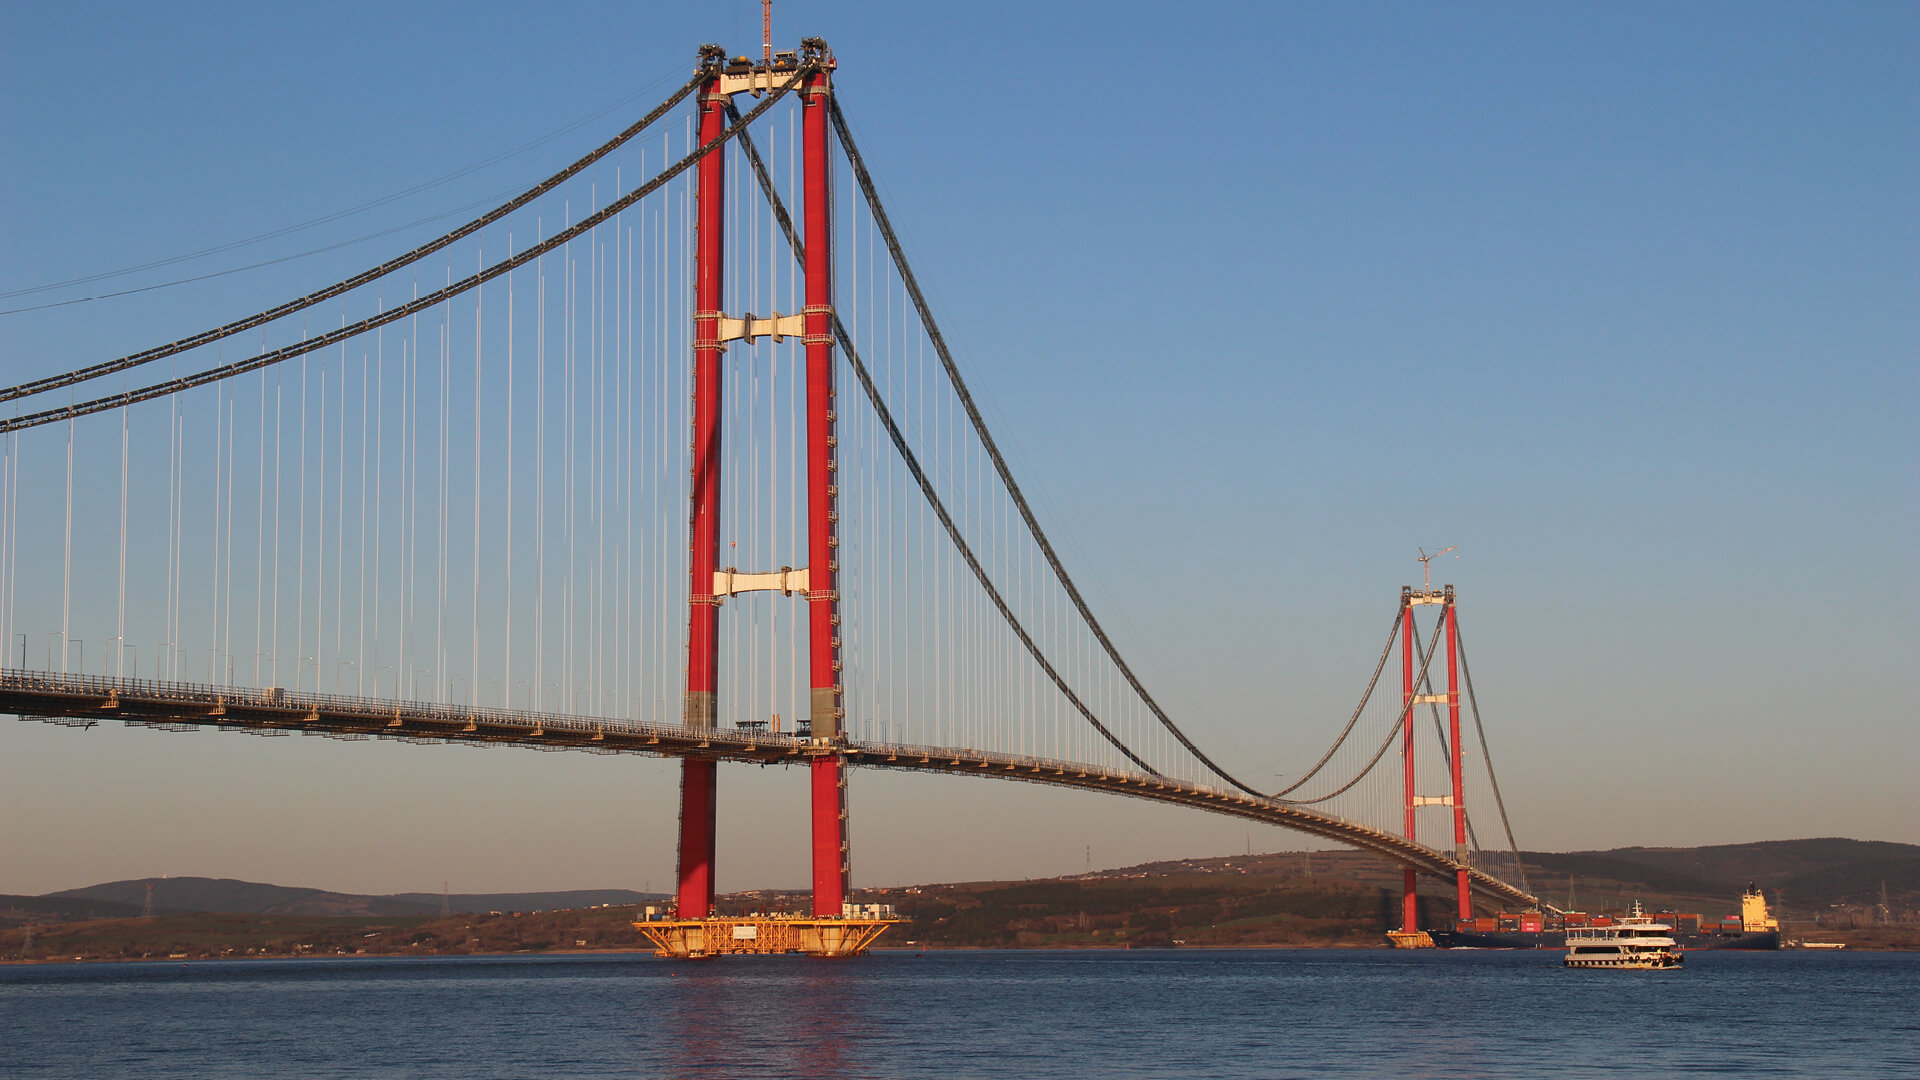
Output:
[1426, 884, 1781, 950]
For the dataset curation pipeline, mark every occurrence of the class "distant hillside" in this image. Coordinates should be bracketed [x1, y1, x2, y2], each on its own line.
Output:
[387, 889, 664, 914]
[1518, 839, 1919, 914]
[42, 878, 660, 918]
[20, 838, 1914, 930]
[0, 894, 144, 927]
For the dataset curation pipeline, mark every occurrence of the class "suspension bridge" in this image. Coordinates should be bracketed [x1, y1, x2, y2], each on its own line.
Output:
[0, 37, 1547, 952]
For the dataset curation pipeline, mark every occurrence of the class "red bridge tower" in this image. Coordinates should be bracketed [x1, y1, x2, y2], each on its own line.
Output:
[655, 40, 877, 957]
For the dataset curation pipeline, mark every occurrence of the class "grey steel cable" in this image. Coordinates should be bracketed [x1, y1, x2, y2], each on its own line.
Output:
[3, 78, 683, 304]
[1271, 605, 1402, 797]
[0, 69, 812, 435]
[0, 72, 708, 405]
[1284, 611, 1446, 806]
[830, 97, 1293, 799]
[725, 108, 1159, 776]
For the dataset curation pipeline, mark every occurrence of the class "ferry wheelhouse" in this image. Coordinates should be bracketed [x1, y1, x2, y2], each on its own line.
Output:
[1564, 902, 1683, 969]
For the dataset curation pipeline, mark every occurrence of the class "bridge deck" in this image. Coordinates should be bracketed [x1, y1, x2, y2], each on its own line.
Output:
[0, 669, 1546, 911]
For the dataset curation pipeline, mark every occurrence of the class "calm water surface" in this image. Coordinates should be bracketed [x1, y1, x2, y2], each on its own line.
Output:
[2, 949, 1914, 1078]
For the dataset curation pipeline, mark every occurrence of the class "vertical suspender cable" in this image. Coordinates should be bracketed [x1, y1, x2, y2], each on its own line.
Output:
[316, 341, 329, 689]
[225, 390, 236, 683]
[296, 354, 308, 689]
[61, 420, 73, 673]
[537, 221, 548, 711]
[272, 369, 283, 685]
[334, 345, 344, 687]
[357, 341, 368, 693]
[255, 371, 266, 683]
[506, 239, 515, 706]
[118, 408, 130, 676]
[474, 249, 484, 704]
[372, 310, 384, 694]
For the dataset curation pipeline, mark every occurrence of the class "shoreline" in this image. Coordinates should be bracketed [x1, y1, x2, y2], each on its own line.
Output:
[7, 936, 1915, 966]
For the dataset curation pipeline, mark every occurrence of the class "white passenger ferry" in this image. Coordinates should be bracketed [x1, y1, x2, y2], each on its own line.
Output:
[1564, 902, 1683, 969]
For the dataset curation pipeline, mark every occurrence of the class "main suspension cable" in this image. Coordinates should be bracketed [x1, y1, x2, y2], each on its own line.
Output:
[726, 106, 1158, 776]
[0, 69, 812, 435]
[1271, 604, 1402, 797]
[0, 71, 709, 405]
[3, 75, 683, 304]
[830, 98, 1273, 796]
[1284, 612, 1446, 806]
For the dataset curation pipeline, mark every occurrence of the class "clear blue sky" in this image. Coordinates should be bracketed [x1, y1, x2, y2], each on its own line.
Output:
[1, 2, 1913, 896]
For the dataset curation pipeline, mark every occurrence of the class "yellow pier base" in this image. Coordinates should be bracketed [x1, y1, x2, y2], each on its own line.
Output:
[633, 916, 899, 958]
[1385, 929, 1436, 949]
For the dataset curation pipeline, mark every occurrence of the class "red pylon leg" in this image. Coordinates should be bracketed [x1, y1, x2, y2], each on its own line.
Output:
[801, 66, 847, 917]
[676, 760, 717, 919]
[1401, 592, 1417, 932]
[678, 69, 727, 921]
[811, 755, 847, 916]
[1448, 594, 1470, 923]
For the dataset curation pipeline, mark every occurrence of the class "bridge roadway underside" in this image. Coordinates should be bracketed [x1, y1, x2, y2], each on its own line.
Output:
[0, 670, 1544, 911]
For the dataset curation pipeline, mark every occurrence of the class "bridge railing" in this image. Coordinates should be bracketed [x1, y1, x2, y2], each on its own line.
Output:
[0, 667, 815, 749]
[2, 666, 1383, 838]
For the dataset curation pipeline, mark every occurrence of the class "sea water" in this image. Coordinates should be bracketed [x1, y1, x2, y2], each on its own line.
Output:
[2, 948, 1914, 1078]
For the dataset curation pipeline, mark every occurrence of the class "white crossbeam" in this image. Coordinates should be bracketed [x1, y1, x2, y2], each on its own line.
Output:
[716, 311, 805, 345]
[713, 566, 810, 598]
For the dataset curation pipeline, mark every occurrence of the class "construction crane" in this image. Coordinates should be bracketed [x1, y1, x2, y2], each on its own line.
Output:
[1417, 545, 1459, 590]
